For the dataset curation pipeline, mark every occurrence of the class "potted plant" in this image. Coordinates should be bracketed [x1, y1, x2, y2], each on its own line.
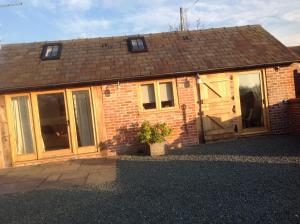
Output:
[137, 121, 173, 156]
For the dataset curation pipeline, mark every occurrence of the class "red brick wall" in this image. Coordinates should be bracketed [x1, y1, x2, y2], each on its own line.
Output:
[100, 64, 298, 153]
[265, 64, 296, 134]
[100, 76, 199, 153]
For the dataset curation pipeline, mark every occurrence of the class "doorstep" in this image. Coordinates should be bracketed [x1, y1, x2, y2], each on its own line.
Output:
[12, 150, 116, 168]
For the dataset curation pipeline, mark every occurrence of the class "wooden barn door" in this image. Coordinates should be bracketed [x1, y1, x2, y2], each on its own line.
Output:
[199, 74, 235, 141]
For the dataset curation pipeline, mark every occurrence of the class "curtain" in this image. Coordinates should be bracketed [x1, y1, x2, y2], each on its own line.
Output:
[11, 96, 34, 155]
[72, 91, 94, 147]
[141, 84, 156, 103]
[159, 82, 174, 101]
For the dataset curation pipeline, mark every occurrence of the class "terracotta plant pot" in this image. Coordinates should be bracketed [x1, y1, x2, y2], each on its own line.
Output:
[148, 142, 166, 156]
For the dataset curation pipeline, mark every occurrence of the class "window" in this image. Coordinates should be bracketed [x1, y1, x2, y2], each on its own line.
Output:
[139, 80, 177, 111]
[159, 82, 175, 108]
[141, 84, 156, 109]
[127, 37, 147, 53]
[41, 43, 62, 60]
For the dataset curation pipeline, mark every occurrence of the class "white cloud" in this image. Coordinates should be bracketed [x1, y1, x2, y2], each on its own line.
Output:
[168, 0, 300, 46]
[28, 0, 95, 11]
[28, 0, 56, 10]
[61, 0, 94, 11]
[123, 6, 178, 33]
[57, 17, 110, 36]
[278, 33, 300, 46]
[282, 10, 300, 23]
[103, 0, 295, 34]
[7, 0, 300, 46]
[187, 0, 292, 26]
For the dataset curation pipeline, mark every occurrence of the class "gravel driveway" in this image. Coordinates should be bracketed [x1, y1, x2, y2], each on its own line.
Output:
[0, 135, 299, 224]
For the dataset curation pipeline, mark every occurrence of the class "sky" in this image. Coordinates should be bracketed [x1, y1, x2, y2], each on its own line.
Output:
[0, 0, 299, 46]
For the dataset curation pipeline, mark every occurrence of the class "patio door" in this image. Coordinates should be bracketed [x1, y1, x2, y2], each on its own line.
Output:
[7, 88, 99, 163]
[234, 71, 268, 134]
[32, 91, 73, 158]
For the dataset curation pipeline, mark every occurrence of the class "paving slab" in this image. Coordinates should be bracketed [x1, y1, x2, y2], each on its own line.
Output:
[0, 181, 42, 194]
[59, 171, 89, 180]
[45, 174, 61, 182]
[0, 157, 117, 194]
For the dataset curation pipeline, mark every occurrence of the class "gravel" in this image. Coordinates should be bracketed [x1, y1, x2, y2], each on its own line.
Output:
[0, 135, 299, 224]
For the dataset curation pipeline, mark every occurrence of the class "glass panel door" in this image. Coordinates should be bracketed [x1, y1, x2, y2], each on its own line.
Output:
[69, 89, 97, 153]
[10, 96, 37, 161]
[238, 73, 267, 133]
[72, 91, 95, 147]
[36, 92, 71, 152]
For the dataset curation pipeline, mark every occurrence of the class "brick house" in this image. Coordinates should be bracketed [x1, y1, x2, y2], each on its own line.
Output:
[0, 25, 299, 168]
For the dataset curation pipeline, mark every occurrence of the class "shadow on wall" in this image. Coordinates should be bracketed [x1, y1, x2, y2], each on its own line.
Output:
[294, 69, 300, 98]
[99, 98, 294, 155]
[99, 122, 142, 154]
[99, 103, 200, 155]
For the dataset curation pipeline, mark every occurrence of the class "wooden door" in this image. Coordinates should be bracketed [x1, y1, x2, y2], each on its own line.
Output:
[199, 74, 235, 141]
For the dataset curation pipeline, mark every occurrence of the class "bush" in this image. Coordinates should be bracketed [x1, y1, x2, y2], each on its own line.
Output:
[137, 121, 173, 144]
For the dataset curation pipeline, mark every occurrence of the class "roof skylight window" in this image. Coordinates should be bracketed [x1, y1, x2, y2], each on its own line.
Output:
[41, 43, 62, 60]
[127, 37, 147, 53]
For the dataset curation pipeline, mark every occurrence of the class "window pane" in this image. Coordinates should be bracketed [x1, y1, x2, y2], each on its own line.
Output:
[51, 46, 59, 57]
[37, 93, 70, 151]
[239, 74, 264, 129]
[159, 82, 175, 108]
[45, 46, 53, 57]
[131, 40, 138, 49]
[11, 96, 35, 155]
[137, 39, 144, 49]
[141, 84, 156, 109]
[72, 91, 95, 147]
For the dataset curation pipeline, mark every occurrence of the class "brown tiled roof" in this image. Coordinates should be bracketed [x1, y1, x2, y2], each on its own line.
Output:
[289, 46, 300, 59]
[0, 25, 298, 93]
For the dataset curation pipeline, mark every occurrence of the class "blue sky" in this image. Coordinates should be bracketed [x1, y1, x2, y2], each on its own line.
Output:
[0, 0, 300, 46]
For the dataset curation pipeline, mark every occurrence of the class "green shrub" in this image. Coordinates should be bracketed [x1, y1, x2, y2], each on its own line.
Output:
[137, 121, 173, 144]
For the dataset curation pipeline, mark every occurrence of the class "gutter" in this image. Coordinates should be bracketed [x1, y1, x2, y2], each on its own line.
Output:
[0, 60, 298, 94]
